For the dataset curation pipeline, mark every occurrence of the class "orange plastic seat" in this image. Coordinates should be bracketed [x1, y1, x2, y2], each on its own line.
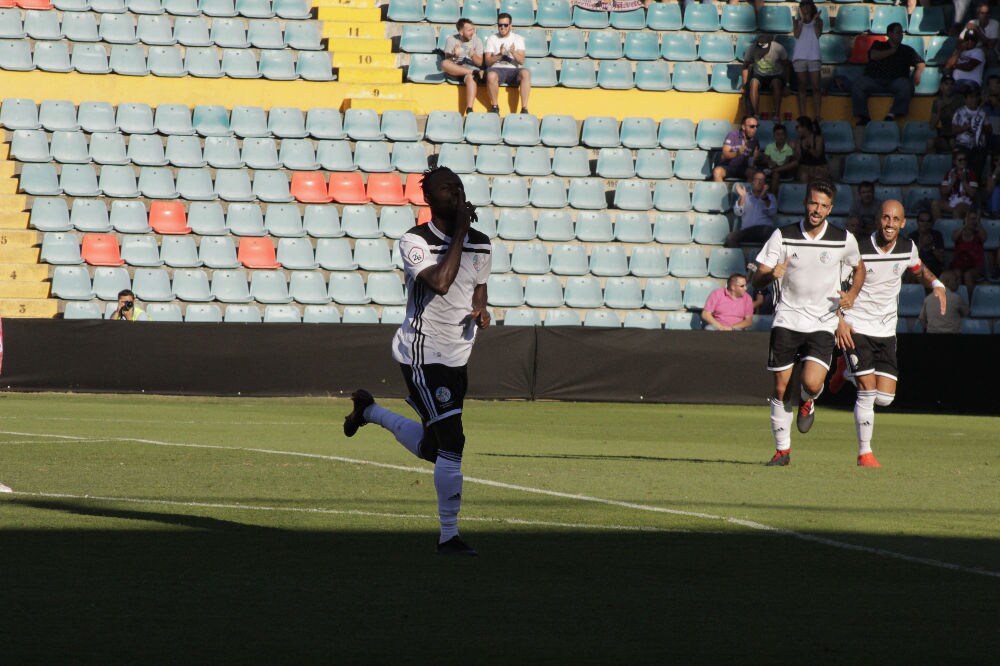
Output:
[366, 173, 407, 206]
[237, 237, 280, 269]
[290, 171, 332, 203]
[16, 0, 54, 8]
[81, 234, 124, 266]
[417, 206, 431, 225]
[404, 173, 426, 206]
[849, 35, 887, 65]
[327, 172, 370, 204]
[0, 0, 19, 7]
[148, 201, 191, 234]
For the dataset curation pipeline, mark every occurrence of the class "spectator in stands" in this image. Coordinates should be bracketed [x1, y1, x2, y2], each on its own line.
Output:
[946, 31, 986, 94]
[793, 116, 828, 183]
[920, 271, 969, 333]
[109, 289, 150, 321]
[951, 0, 978, 37]
[943, 209, 987, 292]
[848, 181, 883, 236]
[951, 88, 991, 182]
[792, 0, 823, 121]
[442, 19, 484, 115]
[984, 153, 1000, 217]
[727, 170, 777, 247]
[851, 22, 925, 125]
[712, 115, 760, 182]
[742, 33, 788, 120]
[928, 74, 963, 153]
[761, 123, 797, 192]
[484, 14, 530, 115]
[907, 208, 947, 278]
[962, 2, 998, 65]
[700, 274, 755, 331]
[983, 80, 1000, 156]
[933, 150, 978, 220]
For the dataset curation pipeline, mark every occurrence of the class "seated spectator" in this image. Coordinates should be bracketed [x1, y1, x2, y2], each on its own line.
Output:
[484, 14, 530, 114]
[109, 289, 151, 321]
[906, 208, 947, 278]
[761, 123, 797, 192]
[848, 181, 882, 236]
[952, 88, 991, 177]
[933, 150, 978, 220]
[792, 0, 823, 121]
[794, 116, 828, 183]
[962, 2, 998, 66]
[928, 75, 963, 153]
[984, 153, 1000, 217]
[942, 209, 987, 292]
[441, 19, 485, 115]
[919, 271, 969, 333]
[741, 33, 789, 120]
[851, 22, 925, 125]
[712, 115, 760, 182]
[726, 170, 777, 247]
[700, 274, 755, 331]
[946, 31, 986, 94]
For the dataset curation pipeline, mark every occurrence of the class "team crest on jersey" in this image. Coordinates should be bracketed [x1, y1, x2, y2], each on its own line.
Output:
[892, 263, 902, 275]
[407, 247, 425, 264]
[472, 253, 484, 271]
[819, 251, 831, 264]
[434, 386, 452, 404]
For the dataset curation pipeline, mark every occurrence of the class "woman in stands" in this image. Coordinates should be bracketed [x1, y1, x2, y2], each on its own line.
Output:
[794, 116, 828, 183]
[792, 0, 823, 121]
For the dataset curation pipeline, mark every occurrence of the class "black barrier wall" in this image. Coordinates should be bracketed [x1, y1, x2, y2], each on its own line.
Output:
[1, 319, 997, 414]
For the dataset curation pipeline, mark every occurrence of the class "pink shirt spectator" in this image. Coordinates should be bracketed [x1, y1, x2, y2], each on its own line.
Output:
[703, 287, 754, 327]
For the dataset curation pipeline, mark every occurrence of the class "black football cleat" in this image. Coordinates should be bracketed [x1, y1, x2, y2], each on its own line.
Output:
[766, 450, 790, 466]
[436, 536, 478, 556]
[796, 399, 815, 434]
[343, 389, 375, 437]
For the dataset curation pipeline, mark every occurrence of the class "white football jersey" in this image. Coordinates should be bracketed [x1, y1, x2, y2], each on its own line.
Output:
[392, 222, 492, 368]
[843, 233, 921, 338]
[756, 220, 861, 333]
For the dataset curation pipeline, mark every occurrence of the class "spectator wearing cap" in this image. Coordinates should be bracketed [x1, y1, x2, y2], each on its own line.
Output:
[741, 33, 789, 120]
[946, 31, 986, 94]
[851, 22, 925, 125]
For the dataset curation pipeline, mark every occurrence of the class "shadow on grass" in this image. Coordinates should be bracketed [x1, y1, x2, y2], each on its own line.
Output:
[476, 452, 758, 466]
[0, 498, 997, 662]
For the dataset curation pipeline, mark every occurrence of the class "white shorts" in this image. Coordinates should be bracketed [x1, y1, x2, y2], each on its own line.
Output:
[793, 59, 821, 73]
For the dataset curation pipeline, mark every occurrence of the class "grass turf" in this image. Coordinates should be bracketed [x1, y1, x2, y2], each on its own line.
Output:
[0, 392, 997, 662]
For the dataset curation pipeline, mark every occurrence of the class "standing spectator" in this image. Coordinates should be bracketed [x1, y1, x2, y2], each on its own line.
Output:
[442, 19, 484, 115]
[848, 181, 883, 236]
[792, 0, 823, 121]
[794, 115, 828, 183]
[946, 31, 986, 94]
[701, 274, 755, 331]
[943, 209, 987, 293]
[726, 170, 778, 247]
[928, 75, 963, 153]
[712, 115, 760, 182]
[907, 208, 947, 277]
[963, 3, 999, 65]
[933, 150, 978, 220]
[741, 33, 789, 120]
[920, 272, 969, 333]
[951, 0, 977, 37]
[761, 123, 798, 192]
[484, 14, 530, 115]
[851, 22, 925, 125]
[951, 88, 990, 182]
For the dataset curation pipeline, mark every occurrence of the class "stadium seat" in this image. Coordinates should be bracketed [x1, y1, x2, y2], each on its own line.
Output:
[314, 140, 353, 172]
[699, 34, 735, 63]
[880, 154, 918, 185]
[51, 265, 94, 301]
[624, 32, 659, 61]
[290, 171, 332, 204]
[536, 210, 574, 242]
[596, 148, 635, 179]
[486, 274, 525, 307]
[900, 122, 933, 154]
[668, 246, 708, 278]
[682, 278, 716, 311]
[154, 103, 194, 135]
[870, 5, 907, 35]
[490, 239, 510, 273]
[541, 309, 579, 326]
[391, 142, 429, 174]
[203, 136, 243, 169]
[540, 115, 580, 147]
[60, 164, 101, 197]
[492, 176, 531, 207]
[589, 244, 628, 277]
[777, 183, 807, 214]
[399, 23, 434, 52]
[106, 200, 148, 235]
[511, 242, 550, 275]
[214, 168, 254, 201]
[627, 245, 668, 278]
[339, 205, 380, 240]
[49, 130, 88, 164]
[193, 105, 232, 138]
[81, 233, 124, 267]
[695, 120, 734, 151]
[437, 142, 475, 174]
[684, 3, 719, 31]
[834, 5, 870, 34]
[563, 276, 603, 308]
[37, 100, 76, 133]
[758, 6, 792, 33]
[10, 129, 50, 162]
[131, 267, 174, 302]
[568, 178, 607, 210]
[603, 276, 643, 310]
[71, 199, 111, 233]
[0, 38, 33, 71]
[499, 308, 539, 327]
[711, 64, 744, 94]
[653, 181, 691, 212]
[652, 213, 691, 244]
[820, 121, 855, 153]
[559, 59, 597, 89]
[165, 135, 206, 168]
[613, 181, 653, 211]
[721, 4, 756, 32]
[535, 0, 571, 27]
[407, 53, 445, 84]
[841, 153, 881, 185]
[425, 110, 465, 144]
[313, 238, 355, 271]
[692, 214, 731, 246]
[353, 140, 392, 173]
[551, 146, 590, 177]
[169, 168, 211, 202]
[513, 146, 552, 177]
[33, 41, 72, 72]
[587, 31, 622, 60]
[90, 266, 130, 302]
[459, 173, 492, 206]
[19, 163, 62, 196]
[239, 137, 278, 170]
[41, 231, 83, 265]
[497, 208, 535, 241]
[549, 29, 585, 59]
[285, 271, 330, 305]
[903, 186, 938, 214]
[661, 32, 696, 62]
[643, 278, 683, 311]
[220, 304, 260, 323]
[30, 197, 72, 232]
[708, 247, 746, 278]
[24, 10, 61, 41]
[672, 62, 710, 92]
[158, 235, 202, 268]
[597, 61, 633, 90]
[549, 243, 588, 276]
[145, 302, 183, 321]
[917, 154, 951, 186]
[126, 135, 166, 167]
[236, 236, 278, 269]
[465, 112, 502, 145]
[861, 121, 900, 153]
[367, 173, 407, 206]
[634, 61, 672, 91]
[146, 200, 190, 235]
[819, 34, 848, 65]
[182, 303, 223, 322]
[673, 150, 712, 181]
[582, 310, 621, 328]
[635, 149, 673, 180]
[581, 117, 620, 149]
[897, 283, 926, 318]
[1, 98, 39, 130]
[970, 285, 1000, 319]
[379, 206, 416, 239]
[500, 114, 540, 148]
[924, 36, 955, 67]
[574, 211, 613, 242]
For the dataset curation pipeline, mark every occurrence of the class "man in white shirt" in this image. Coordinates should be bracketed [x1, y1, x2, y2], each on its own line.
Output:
[343, 166, 492, 556]
[833, 200, 947, 467]
[483, 13, 530, 114]
[751, 177, 865, 466]
[963, 2, 999, 66]
[948, 31, 986, 94]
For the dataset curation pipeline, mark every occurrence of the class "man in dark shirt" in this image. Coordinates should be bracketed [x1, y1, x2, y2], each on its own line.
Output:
[851, 22, 926, 125]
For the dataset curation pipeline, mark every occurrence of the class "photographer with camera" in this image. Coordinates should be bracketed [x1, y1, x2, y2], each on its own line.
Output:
[109, 289, 150, 321]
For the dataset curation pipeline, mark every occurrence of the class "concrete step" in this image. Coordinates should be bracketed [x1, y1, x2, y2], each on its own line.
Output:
[317, 5, 380, 21]
[0, 247, 40, 263]
[327, 36, 392, 54]
[0, 229, 39, 247]
[0, 263, 47, 282]
[332, 52, 398, 68]
[0, 297, 58, 318]
[0, 211, 28, 230]
[0, 280, 50, 299]
[337, 65, 403, 84]
[346, 97, 419, 113]
[314, 0, 375, 7]
[322, 22, 386, 39]
[0, 194, 27, 216]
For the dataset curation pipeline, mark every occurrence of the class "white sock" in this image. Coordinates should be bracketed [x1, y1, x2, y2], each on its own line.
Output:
[801, 384, 823, 402]
[363, 404, 424, 458]
[769, 397, 793, 451]
[855, 390, 876, 455]
[435, 451, 463, 543]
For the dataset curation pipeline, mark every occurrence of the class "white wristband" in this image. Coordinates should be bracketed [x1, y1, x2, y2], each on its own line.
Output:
[931, 279, 944, 290]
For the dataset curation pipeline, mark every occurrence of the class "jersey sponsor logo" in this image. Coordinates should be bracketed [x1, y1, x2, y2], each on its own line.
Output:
[408, 247, 425, 264]
[434, 386, 452, 404]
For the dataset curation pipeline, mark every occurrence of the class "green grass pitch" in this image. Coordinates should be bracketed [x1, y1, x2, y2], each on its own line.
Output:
[1, 392, 998, 661]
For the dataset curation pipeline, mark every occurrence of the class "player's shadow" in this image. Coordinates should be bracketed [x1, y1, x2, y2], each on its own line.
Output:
[476, 452, 757, 466]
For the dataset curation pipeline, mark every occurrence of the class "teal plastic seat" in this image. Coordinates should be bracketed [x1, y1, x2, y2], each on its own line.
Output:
[399, 24, 434, 52]
[603, 276, 643, 309]
[437, 142, 476, 173]
[236, 137, 277, 170]
[287, 271, 331, 305]
[364, 273, 405, 306]
[900, 122, 932, 154]
[501, 114, 541, 147]
[841, 153, 881, 185]
[658, 118, 696, 150]
[379, 110, 419, 143]
[389, 0, 424, 21]
[623, 311, 661, 330]
[77, 101, 116, 133]
[252, 171, 293, 203]
[355, 238, 394, 271]
[11, 129, 50, 162]
[673, 149, 711, 180]
[834, 5, 870, 34]
[109, 200, 150, 234]
[247, 19, 284, 49]
[132, 268, 174, 301]
[300, 304, 338, 323]
[33, 41, 72, 72]
[71, 199, 111, 232]
[312, 140, 352, 171]
[272, 237, 315, 271]
[301, 205, 343, 238]
[459, 173, 491, 206]
[200, 0, 239, 17]
[559, 59, 597, 89]
[316, 238, 357, 271]
[880, 154, 918, 185]
[695, 120, 734, 151]
[465, 112, 502, 145]
[583, 310, 621, 328]
[52, 266, 95, 300]
[819, 120, 854, 153]
[661, 32, 696, 61]
[552, 146, 590, 177]
[549, 29, 585, 59]
[634, 61, 672, 91]
[222, 304, 261, 323]
[491, 176, 530, 207]
[819, 34, 848, 64]
[137, 15, 175, 45]
[354, 140, 392, 172]
[304, 108, 344, 141]
[682, 278, 716, 310]
[540, 114, 579, 147]
[222, 203, 263, 237]
[268, 107, 307, 138]
[92, 267, 131, 301]
[37, 100, 75, 132]
[145, 303, 183, 321]
[25, 10, 62, 41]
[777, 183, 807, 214]
[611, 7, 644, 29]
[672, 62, 710, 92]
[684, 4, 719, 31]
[970, 286, 1000, 319]
[174, 16, 211, 46]
[587, 31, 622, 60]
[201, 136, 242, 169]
[568, 178, 607, 210]
[0, 8, 24, 39]
[249, 270, 292, 304]
[668, 246, 708, 278]
[861, 121, 900, 153]
[30, 197, 72, 232]
[486, 274, 524, 307]
[527, 211, 569, 244]
[154, 103, 195, 135]
[211, 268, 251, 303]
[628, 245, 668, 278]
[692, 214, 730, 245]
[653, 181, 691, 212]
[903, 186, 938, 214]
[163, 135, 205, 168]
[71, 43, 112, 75]
[0, 39, 33, 71]
[692, 182, 730, 214]
[296, 50, 335, 81]
[643, 277, 683, 310]
[20, 163, 63, 195]
[613, 213, 652, 244]
[407, 53, 445, 83]
[184, 304, 224, 322]
[476, 145, 514, 176]
[60, 164, 101, 197]
[646, 2, 681, 30]
[193, 104, 232, 137]
[161, 166, 209, 200]
[519, 27, 548, 58]
[575, 211, 613, 242]
[589, 244, 628, 277]
[708, 247, 746, 278]
[917, 154, 950, 186]
[596, 148, 635, 179]
[339, 204, 380, 239]
[159, 235, 202, 268]
[564, 276, 603, 308]
[220, 48, 260, 78]
[212, 168, 252, 201]
[699, 34, 735, 63]
[172, 269, 212, 302]
[710, 63, 743, 94]
[490, 239, 510, 272]
[536, 0, 572, 28]
[871, 6, 907, 35]
[924, 36, 955, 67]
[758, 6, 792, 33]
[501, 308, 540, 327]
[424, 0, 460, 23]
[721, 4, 756, 32]
[543, 309, 580, 326]
[344, 108, 384, 141]
[425, 110, 464, 143]
[510, 242, 550, 274]
[513, 145, 552, 176]
[581, 116, 620, 148]
[623, 32, 658, 62]
[261, 305, 300, 323]
[597, 61, 633, 90]
[573, 6, 608, 29]
[100, 13, 138, 44]
[549, 243, 588, 275]
[613, 181, 653, 211]
[147, 45, 187, 76]
[41, 231, 83, 265]
[653, 213, 691, 244]
[379, 206, 415, 239]
[635, 149, 672, 179]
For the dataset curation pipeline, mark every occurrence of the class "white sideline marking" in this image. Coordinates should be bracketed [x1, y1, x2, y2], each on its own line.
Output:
[3, 430, 999, 579]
